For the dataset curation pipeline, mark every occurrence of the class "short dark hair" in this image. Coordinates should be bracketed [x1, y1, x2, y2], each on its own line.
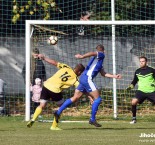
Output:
[96, 44, 104, 51]
[139, 56, 147, 62]
[33, 48, 39, 54]
[75, 64, 85, 72]
[81, 11, 91, 17]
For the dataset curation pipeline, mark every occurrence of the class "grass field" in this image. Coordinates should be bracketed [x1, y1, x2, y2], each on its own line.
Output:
[0, 116, 155, 145]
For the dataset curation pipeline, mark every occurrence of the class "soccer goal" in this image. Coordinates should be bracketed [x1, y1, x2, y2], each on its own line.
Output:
[25, 20, 155, 121]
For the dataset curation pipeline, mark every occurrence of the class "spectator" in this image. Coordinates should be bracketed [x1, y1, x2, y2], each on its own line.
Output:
[22, 48, 46, 85]
[30, 78, 42, 116]
[77, 11, 92, 36]
[22, 48, 46, 116]
[80, 11, 91, 21]
[0, 79, 7, 115]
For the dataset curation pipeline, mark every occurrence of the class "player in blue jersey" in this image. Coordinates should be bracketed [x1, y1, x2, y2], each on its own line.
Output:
[53, 44, 121, 128]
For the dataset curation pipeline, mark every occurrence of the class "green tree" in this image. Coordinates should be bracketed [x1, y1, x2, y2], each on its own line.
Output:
[91, 0, 154, 36]
[12, 0, 61, 24]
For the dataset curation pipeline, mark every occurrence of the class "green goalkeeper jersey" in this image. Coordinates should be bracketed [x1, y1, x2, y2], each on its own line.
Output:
[131, 66, 155, 93]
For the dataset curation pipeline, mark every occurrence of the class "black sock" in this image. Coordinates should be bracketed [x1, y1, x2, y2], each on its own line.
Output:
[132, 105, 137, 119]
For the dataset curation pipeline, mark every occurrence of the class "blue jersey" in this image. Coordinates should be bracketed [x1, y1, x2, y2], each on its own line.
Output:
[82, 51, 105, 79]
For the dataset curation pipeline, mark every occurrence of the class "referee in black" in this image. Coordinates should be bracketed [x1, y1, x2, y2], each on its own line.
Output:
[127, 56, 155, 124]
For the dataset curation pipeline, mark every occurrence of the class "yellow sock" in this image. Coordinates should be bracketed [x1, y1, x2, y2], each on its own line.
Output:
[51, 117, 58, 128]
[32, 107, 42, 121]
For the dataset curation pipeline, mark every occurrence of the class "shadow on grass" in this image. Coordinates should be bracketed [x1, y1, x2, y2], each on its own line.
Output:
[64, 127, 155, 130]
[0, 129, 15, 131]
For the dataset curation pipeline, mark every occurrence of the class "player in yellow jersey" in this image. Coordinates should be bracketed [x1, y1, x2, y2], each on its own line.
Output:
[27, 54, 85, 130]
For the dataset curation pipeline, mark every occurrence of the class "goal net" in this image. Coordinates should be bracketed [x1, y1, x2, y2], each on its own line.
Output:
[25, 20, 155, 121]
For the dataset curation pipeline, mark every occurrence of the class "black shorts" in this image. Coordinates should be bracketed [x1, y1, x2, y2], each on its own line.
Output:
[135, 90, 155, 104]
[40, 86, 63, 102]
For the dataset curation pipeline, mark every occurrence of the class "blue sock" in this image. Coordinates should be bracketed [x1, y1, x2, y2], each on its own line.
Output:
[57, 99, 72, 115]
[90, 97, 102, 122]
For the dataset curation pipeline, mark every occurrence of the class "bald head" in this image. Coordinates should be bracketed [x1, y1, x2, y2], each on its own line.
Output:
[74, 64, 85, 76]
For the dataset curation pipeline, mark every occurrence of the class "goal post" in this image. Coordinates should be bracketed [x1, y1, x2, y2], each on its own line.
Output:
[25, 20, 155, 121]
[25, 21, 31, 121]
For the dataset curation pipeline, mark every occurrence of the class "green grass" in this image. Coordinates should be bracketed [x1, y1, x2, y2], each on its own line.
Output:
[0, 117, 155, 145]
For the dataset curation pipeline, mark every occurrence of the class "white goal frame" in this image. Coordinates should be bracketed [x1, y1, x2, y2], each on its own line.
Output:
[25, 20, 155, 121]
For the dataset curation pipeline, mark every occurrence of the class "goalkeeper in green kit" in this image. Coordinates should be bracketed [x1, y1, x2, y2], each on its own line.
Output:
[126, 56, 155, 124]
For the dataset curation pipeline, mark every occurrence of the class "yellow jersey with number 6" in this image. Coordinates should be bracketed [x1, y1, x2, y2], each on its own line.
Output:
[44, 62, 79, 93]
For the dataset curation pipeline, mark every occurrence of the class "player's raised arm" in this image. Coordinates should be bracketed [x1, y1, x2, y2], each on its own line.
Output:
[36, 54, 58, 67]
[100, 68, 122, 79]
[75, 51, 97, 59]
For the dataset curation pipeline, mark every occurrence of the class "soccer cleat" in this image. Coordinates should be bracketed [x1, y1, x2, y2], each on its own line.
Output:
[53, 111, 60, 123]
[50, 126, 62, 131]
[89, 120, 102, 127]
[130, 119, 136, 124]
[27, 120, 34, 128]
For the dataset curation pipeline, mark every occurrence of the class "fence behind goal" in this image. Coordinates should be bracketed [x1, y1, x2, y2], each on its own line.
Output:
[25, 20, 155, 121]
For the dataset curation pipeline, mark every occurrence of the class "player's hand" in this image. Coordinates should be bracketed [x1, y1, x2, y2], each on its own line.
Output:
[126, 84, 134, 91]
[115, 74, 122, 79]
[38, 54, 45, 60]
[75, 54, 83, 59]
[88, 96, 94, 105]
[32, 53, 38, 58]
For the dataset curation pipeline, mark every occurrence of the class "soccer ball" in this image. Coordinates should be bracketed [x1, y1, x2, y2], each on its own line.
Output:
[47, 35, 58, 45]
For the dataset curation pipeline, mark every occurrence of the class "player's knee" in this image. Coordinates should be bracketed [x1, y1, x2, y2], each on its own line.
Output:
[39, 101, 47, 108]
[131, 99, 138, 105]
[71, 90, 83, 102]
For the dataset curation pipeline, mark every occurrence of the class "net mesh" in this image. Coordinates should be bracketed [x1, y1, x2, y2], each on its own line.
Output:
[28, 24, 155, 120]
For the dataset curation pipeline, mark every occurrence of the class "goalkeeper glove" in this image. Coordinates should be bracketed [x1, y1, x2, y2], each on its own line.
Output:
[126, 84, 134, 91]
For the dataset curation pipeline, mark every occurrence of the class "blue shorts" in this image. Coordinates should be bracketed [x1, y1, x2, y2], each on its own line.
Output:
[76, 75, 97, 93]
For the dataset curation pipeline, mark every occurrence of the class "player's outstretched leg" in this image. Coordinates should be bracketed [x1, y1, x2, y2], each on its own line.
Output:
[56, 99, 73, 120]
[27, 120, 35, 128]
[27, 106, 42, 128]
[51, 98, 73, 130]
[53, 98, 73, 124]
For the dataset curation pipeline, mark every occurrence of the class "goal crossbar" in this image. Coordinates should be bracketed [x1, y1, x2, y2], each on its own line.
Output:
[26, 20, 155, 25]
